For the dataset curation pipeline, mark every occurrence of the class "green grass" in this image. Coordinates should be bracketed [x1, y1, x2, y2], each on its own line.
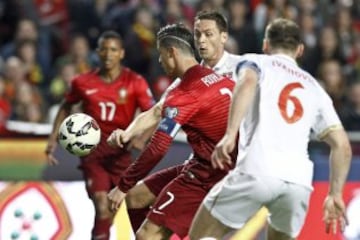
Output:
[0, 163, 45, 180]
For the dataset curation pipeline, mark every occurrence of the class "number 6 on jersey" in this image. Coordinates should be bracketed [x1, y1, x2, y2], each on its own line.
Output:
[278, 82, 304, 124]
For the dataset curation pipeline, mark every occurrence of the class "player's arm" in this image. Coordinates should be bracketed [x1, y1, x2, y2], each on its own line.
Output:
[226, 68, 258, 138]
[108, 117, 179, 211]
[45, 100, 73, 165]
[212, 66, 259, 169]
[108, 95, 198, 211]
[107, 100, 163, 148]
[46, 75, 81, 165]
[322, 129, 352, 198]
[108, 78, 179, 149]
[126, 76, 157, 150]
[322, 128, 352, 234]
[126, 126, 157, 151]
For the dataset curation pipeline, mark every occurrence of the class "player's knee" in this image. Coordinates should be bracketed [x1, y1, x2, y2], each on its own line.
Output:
[135, 225, 160, 240]
[189, 232, 217, 240]
[125, 191, 140, 208]
[135, 228, 148, 240]
[188, 232, 201, 240]
[126, 184, 155, 209]
[93, 193, 112, 218]
[135, 220, 171, 240]
[135, 226, 171, 240]
[188, 229, 195, 240]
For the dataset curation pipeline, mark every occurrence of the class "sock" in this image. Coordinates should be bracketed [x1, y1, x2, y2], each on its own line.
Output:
[92, 217, 111, 240]
[127, 207, 150, 233]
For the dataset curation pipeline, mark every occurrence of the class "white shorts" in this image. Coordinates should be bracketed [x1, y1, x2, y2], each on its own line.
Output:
[203, 171, 312, 238]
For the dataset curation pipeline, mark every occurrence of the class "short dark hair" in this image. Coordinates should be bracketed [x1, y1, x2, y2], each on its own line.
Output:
[195, 10, 228, 33]
[16, 39, 37, 51]
[157, 23, 195, 55]
[265, 18, 301, 51]
[98, 30, 122, 46]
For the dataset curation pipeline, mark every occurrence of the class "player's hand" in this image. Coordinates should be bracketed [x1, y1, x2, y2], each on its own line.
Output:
[323, 195, 348, 234]
[45, 138, 59, 165]
[211, 134, 235, 170]
[107, 129, 130, 148]
[107, 186, 126, 212]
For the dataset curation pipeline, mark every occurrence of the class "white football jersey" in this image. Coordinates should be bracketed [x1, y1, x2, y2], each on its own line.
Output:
[201, 51, 243, 81]
[234, 53, 342, 189]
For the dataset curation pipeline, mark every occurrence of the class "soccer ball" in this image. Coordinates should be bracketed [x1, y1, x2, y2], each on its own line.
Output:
[58, 113, 101, 157]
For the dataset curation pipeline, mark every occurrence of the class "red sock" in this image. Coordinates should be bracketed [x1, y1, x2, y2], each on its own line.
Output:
[127, 207, 150, 233]
[92, 217, 111, 240]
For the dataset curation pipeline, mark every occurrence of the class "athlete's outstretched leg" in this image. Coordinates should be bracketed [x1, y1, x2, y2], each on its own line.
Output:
[189, 204, 232, 240]
[126, 183, 155, 232]
[92, 191, 114, 240]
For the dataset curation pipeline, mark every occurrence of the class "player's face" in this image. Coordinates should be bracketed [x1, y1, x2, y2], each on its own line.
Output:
[158, 46, 176, 78]
[97, 38, 124, 70]
[194, 19, 227, 64]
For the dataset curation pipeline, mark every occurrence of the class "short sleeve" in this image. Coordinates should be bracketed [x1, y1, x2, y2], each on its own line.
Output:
[235, 60, 261, 77]
[135, 76, 155, 111]
[64, 77, 82, 104]
[234, 54, 262, 83]
[312, 85, 342, 139]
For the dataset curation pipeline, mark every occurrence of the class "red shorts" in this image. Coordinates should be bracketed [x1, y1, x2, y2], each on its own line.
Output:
[147, 171, 210, 238]
[79, 152, 132, 197]
[143, 164, 184, 196]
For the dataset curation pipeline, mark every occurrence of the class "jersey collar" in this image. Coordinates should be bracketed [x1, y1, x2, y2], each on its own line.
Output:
[200, 51, 230, 71]
[183, 64, 203, 81]
[273, 53, 297, 65]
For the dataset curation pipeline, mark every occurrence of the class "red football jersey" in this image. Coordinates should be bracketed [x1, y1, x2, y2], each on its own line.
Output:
[66, 67, 154, 136]
[65, 67, 154, 160]
[0, 98, 11, 129]
[118, 65, 236, 192]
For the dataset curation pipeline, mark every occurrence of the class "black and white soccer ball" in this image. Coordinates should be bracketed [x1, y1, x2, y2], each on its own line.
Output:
[58, 113, 101, 157]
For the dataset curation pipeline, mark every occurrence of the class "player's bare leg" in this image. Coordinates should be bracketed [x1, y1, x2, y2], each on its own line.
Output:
[135, 219, 172, 240]
[92, 191, 115, 240]
[189, 204, 232, 240]
[126, 183, 156, 231]
[126, 183, 156, 208]
[267, 226, 294, 240]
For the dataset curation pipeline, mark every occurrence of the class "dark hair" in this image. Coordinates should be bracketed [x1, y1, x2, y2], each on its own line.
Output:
[97, 30, 123, 47]
[195, 10, 228, 33]
[157, 23, 195, 55]
[69, 33, 88, 43]
[15, 39, 37, 57]
[265, 18, 301, 51]
[16, 39, 37, 49]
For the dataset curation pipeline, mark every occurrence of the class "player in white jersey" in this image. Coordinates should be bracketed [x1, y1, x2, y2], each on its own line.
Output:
[189, 18, 352, 240]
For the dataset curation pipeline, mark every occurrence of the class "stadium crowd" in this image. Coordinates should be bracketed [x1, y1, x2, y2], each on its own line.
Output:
[0, 0, 360, 131]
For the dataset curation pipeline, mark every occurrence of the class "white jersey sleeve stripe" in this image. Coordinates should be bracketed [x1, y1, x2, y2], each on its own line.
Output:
[317, 124, 343, 140]
[235, 60, 261, 76]
[170, 123, 181, 138]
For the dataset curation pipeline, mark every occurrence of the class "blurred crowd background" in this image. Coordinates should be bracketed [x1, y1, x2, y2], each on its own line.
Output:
[1, 0, 360, 132]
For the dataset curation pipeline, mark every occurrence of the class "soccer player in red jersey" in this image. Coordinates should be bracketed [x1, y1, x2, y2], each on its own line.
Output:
[45, 31, 154, 240]
[107, 23, 237, 239]
[107, 11, 244, 235]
